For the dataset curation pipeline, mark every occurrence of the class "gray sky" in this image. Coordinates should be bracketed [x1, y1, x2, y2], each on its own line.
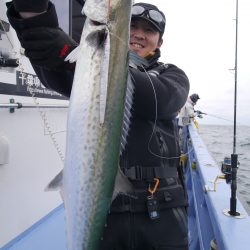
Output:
[135, 0, 250, 126]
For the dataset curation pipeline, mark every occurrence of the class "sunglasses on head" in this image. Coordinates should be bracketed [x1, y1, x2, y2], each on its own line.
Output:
[132, 6, 165, 25]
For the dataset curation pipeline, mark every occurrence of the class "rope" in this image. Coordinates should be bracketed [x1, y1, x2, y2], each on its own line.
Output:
[19, 59, 66, 163]
[1, 21, 65, 164]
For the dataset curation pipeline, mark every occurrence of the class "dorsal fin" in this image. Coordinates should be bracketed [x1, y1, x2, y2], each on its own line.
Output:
[120, 73, 134, 154]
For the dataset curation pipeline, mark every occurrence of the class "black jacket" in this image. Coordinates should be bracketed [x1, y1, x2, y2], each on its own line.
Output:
[7, 0, 190, 209]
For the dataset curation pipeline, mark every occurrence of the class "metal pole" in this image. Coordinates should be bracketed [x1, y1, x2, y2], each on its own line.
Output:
[233, 0, 238, 154]
[0, 103, 68, 109]
[230, 0, 239, 216]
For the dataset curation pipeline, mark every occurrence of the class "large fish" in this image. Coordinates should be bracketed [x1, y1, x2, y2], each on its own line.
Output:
[60, 0, 132, 249]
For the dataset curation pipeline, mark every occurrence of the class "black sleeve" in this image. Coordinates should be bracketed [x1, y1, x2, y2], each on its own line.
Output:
[33, 65, 73, 98]
[72, 0, 86, 43]
[130, 64, 189, 120]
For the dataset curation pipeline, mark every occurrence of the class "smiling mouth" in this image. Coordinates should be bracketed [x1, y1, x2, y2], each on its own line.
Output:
[130, 42, 144, 48]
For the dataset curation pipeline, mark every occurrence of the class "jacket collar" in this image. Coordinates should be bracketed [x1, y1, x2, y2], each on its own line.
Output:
[145, 48, 162, 69]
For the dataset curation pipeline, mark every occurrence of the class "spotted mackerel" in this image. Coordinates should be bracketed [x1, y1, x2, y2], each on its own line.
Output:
[62, 0, 133, 249]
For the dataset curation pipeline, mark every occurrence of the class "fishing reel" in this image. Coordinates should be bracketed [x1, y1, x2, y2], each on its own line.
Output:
[221, 156, 240, 184]
[194, 110, 206, 119]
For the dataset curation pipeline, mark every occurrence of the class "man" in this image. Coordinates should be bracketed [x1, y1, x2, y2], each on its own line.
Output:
[7, 1, 190, 249]
[178, 93, 200, 152]
[178, 93, 200, 127]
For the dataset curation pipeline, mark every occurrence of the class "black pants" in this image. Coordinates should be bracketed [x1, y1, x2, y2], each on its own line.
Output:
[99, 207, 188, 250]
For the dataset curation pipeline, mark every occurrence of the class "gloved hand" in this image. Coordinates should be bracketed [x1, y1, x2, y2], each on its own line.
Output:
[20, 27, 78, 69]
[12, 0, 49, 13]
[6, 1, 76, 69]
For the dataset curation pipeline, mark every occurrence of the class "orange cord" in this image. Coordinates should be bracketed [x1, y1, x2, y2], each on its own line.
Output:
[148, 178, 160, 195]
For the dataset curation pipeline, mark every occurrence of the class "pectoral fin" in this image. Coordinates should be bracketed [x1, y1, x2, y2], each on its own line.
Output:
[45, 170, 63, 191]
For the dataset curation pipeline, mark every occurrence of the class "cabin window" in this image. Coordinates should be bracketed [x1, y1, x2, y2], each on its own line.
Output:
[52, 0, 70, 35]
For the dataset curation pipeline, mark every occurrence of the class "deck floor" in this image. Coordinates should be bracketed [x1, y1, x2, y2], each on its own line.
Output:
[2, 205, 67, 250]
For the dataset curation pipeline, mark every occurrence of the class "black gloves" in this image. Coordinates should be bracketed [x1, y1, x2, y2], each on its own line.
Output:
[12, 0, 49, 13]
[20, 27, 77, 69]
[6, 2, 78, 69]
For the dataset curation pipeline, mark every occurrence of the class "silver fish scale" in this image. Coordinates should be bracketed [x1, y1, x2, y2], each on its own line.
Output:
[63, 0, 132, 249]
[63, 19, 105, 249]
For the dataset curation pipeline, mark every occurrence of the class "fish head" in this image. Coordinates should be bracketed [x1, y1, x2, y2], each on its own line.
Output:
[83, 0, 109, 23]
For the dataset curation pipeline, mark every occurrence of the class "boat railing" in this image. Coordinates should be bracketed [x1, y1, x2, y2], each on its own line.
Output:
[0, 103, 69, 109]
[2, 122, 250, 250]
[186, 123, 250, 250]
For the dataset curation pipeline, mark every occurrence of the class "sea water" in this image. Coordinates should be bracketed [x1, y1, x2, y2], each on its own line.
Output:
[198, 124, 250, 213]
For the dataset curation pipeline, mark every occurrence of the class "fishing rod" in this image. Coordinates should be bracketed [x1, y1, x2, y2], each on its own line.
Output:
[196, 111, 234, 123]
[229, 0, 239, 216]
[206, 114, 232, 123]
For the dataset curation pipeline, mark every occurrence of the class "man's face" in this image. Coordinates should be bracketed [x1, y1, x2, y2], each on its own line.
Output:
[129, 18, 162, 58]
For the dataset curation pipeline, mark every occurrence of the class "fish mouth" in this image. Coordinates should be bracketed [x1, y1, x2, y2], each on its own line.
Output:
[91, 20, 105, 26]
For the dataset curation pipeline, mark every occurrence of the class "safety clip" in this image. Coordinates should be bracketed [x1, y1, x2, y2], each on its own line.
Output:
[148, 178, 159, 196]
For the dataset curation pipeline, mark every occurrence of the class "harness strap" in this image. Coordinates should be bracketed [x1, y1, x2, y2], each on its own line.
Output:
[122, 165, 177, 181]
[111, 202, 187, 213]
[110, 184, 188, 213]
